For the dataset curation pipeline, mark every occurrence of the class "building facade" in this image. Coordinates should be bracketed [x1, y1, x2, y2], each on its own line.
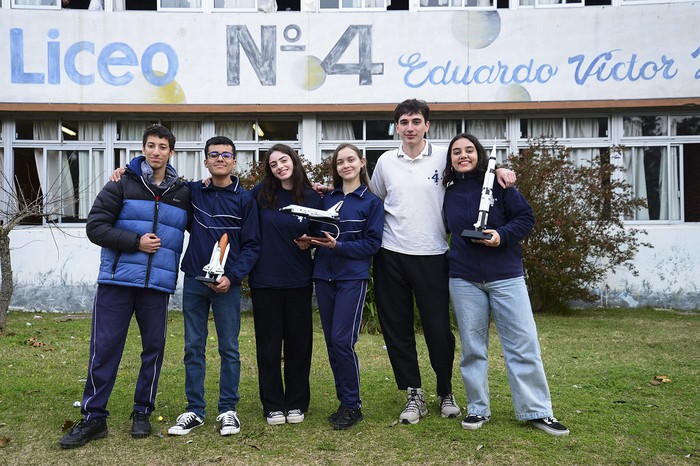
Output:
[1, 0, 699, 311]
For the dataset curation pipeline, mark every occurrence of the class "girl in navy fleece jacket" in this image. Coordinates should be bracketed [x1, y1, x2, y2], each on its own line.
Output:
[442, 133, 569, 437]
[299, 143, 383, 430]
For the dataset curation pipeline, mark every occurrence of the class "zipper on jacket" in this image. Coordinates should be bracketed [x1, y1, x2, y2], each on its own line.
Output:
[111, 252, 122, 279]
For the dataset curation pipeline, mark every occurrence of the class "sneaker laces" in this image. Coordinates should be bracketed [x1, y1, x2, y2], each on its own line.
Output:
[541, 416, 558, 425]
[216, 411, 238, 427]
[440, 394, 458, 410]
[404, 392, 422, 414]
[175, 412, 199, 426]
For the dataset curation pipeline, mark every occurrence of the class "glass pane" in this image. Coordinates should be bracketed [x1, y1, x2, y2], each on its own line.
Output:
[320, 0, 339, 6]
[466, 120, 506, 139]
[321, 120, 362, 140]
[61, 121, 104, 142]
[257, 120, 298, 141]
[671, 116, 700, 136]
[160, 0, 202, 7]
[236, 150, 257, 173]
[623, 116, 667, 137]
[521, 118, 563, 138]
[365, 148, 386, 176]
[214, 0, 255, 8]
[623, 146, 669, 220]
[12, 0, 60, 8]
[566, 118, 607, 138]
[172, 150, 205, 181]
[76, 149, 104, 221]
[117, 121, 156, 141]
[162, 121, 201, 143]
[16, 120, 59, 140]
[366, 120, 394, 140]
[215, 121, 256, 141]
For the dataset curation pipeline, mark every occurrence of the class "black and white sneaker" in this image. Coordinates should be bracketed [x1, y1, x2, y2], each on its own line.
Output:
[528, 417, 570, 436]
[216, 410, 240, 436]
[461, 414, 490, 430]
[168, 412, 204, 435]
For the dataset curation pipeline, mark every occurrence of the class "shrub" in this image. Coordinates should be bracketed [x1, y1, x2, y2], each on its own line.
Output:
[508, 138, 652, 312]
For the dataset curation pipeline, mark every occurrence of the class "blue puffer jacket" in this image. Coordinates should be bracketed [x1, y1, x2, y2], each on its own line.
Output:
[86, 156, 191, 294]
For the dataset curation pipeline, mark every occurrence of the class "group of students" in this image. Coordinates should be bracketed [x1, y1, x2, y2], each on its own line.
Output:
[59, 98, 568, 450]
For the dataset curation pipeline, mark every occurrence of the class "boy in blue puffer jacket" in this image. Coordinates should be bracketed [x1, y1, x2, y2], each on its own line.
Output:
[60, 125, 192, 449]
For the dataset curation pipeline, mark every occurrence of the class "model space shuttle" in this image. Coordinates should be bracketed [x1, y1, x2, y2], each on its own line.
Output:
[196, 233, 230, 284]
[461, 145, 497, 241]
[280, 201, 343, 223]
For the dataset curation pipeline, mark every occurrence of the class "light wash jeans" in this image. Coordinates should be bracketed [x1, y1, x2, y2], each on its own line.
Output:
[449, 276, 553, 421]
[182, 276, 242, 418]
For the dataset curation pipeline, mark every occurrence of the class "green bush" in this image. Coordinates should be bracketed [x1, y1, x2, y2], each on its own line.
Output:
[508, 138, 652, 312]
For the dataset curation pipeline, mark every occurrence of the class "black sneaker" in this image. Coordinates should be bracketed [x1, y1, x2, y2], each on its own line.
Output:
[130, 411, 151, 438]
[59, 417, 108, 449]
[168, 412, 204, 435]
[327, 405, 342, 424]
[332, 406, 363, 430]
[461, 414, 490, 430]
[528, 417, 570, 436]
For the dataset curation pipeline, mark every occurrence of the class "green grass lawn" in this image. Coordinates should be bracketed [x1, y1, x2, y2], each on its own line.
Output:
[0, 307, 698, 465]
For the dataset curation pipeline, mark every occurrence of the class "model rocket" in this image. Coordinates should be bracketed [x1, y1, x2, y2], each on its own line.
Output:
[196, 233, 230, 284]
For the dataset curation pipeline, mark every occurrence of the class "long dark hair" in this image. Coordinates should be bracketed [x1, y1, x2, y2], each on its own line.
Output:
[330, 143, 371, 191]
[442, 133, 489, 187]
[258, 143, 313, 208]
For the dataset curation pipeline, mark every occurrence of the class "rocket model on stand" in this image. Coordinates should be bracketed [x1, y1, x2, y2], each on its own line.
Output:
[461, 145, 497, 242]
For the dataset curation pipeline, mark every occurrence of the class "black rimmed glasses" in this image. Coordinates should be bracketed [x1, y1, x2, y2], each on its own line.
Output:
[206, 151, 235, 160]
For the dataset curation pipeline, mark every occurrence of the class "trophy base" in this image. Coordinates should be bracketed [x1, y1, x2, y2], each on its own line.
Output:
[195, 275, 219, 284]
[461, 229, 493, 241]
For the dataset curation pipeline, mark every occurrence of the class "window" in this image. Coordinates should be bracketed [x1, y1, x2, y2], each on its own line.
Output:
[215, 119, 300, 172]
[319, 0, 387, 10]
[520, 118, 564, 138]
[11, 0, 60, 9]
[419, 0, 494, 8]
[623, 115, 668, 137]
[213, 0, 257, 10]
[518, 0, 587, 7]
[622, 145, 681, 221]
[13, 120, 105, 225]
[159, 0, 203, 10]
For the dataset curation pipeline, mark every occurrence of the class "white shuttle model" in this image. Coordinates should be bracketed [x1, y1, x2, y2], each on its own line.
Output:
[280, 201, 343, 223]
[196, 233, 230, 284]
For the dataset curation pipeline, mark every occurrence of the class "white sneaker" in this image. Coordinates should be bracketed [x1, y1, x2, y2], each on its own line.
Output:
[168, 412, 204, 435]
[216, 410, 240, 436]
[438, 393, 462, 418]
[286, 409, 305, 424]
[399, 387, 428, 424]
[266, 411, 286, 426]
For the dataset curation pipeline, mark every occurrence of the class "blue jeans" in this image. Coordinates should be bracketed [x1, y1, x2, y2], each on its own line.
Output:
[449, 276, 553, 421]
[182, 276, 241, 418]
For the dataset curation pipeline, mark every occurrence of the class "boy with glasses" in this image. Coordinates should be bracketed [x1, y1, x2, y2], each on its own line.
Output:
[168, 136, 260, 437]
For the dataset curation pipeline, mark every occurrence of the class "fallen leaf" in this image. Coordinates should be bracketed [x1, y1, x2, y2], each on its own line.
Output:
[27, 337, 45, 347]
[62, 420, 75, 432]
[0, 436, 10, 448]
[654, 375, 671, 383]
[476, 444, 484, 451]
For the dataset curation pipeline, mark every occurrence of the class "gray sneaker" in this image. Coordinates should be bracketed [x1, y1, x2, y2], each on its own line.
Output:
[438, 393, 461, 418]
[399, 387, 428, 424]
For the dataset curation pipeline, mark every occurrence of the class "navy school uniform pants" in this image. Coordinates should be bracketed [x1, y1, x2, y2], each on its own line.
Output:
[315, 279, 367, 410]
[81, 284, 170, 420]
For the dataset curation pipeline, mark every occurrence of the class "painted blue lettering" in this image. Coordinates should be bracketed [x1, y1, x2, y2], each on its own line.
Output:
[569, 50, 677, 84]
[64, 42, 95, 85]
[141, 43, 179, 86]
[98, 43, 138, 86]
[10, 29, 44, 84]
[399, 53, 556, 88]
[47, 29, 60, 85]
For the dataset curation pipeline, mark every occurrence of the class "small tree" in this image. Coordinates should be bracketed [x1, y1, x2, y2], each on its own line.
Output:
[0, 162, 89, 335]
[508, 138, 652, 312]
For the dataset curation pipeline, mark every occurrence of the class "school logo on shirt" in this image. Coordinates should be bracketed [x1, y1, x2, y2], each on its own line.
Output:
[430, 169, 441, 185]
